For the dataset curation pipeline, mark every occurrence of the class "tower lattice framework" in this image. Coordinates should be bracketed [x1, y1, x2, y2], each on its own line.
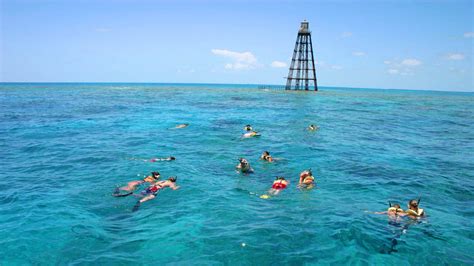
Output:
[285, 20, 318, 91]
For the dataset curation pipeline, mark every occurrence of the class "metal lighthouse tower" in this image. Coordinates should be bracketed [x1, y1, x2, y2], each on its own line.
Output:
[285, 20, 318, 91]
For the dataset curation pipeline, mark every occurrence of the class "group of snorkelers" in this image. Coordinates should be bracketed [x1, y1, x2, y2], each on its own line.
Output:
[239, 124, 318, 198]
[114, 122, 426, 219]
[236, 149, 316, 199]
[114, 124, 190, 211]
[238, 124, 318, 198]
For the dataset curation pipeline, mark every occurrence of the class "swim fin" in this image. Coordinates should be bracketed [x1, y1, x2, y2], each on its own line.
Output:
[132, 201, 141, 212]
[112, 188, 133, 197]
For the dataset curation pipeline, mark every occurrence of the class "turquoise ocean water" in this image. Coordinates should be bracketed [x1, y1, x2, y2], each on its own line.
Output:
[1, 83, 473, 265]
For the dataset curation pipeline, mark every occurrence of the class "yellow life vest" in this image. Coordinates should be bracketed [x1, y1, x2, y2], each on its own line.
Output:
[406, 208, 424, 216]
[143, 176, 155, 183]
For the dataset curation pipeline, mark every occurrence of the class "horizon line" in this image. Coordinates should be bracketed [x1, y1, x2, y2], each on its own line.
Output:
[0, 81, 472, 93]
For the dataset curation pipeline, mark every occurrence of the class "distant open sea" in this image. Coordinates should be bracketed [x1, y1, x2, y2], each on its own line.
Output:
[0, 83, 473, 265]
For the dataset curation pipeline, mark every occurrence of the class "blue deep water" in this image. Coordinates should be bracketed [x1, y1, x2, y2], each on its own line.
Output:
[1, 83, 473, 265]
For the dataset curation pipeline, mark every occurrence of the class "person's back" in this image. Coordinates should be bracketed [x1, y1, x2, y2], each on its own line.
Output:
[113, 171, 160, 197]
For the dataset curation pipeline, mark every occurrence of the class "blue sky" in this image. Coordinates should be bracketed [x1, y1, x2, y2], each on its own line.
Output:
[1, 0, 472, 91]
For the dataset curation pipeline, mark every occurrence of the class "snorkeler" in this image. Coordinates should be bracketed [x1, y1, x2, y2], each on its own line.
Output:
[298, 169, 315, 188]
[132, 177, 180, 211]
[242, 124, 260, 138]
[405, 199, 425, 217]
[150, 156, 176, 162]
[174, 123, 189, 129]
[260, 151, 274, 162]
[308, 124, 319, 131]
[260, 177, 289, 199]
[113, 171, 161, 197]
[236, 158, 254, 173]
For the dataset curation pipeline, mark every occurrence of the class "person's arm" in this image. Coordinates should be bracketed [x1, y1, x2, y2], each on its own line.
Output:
[236, 163, 242, 169]
[373, 211, 388, 214]
[170, 183, 180, 190]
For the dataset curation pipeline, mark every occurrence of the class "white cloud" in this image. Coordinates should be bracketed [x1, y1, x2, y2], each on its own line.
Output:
[211, 49, 258, 70]
[352, 51, 366, 56]
[270, 61, 287, 68]
[464, 32, 474, 38]
[385, 58, 421, 76]
[401, 58, 422, 66]
[388, 69, 399, 75]
[341, 32, 353, 38]
[445, 53, 465, 60]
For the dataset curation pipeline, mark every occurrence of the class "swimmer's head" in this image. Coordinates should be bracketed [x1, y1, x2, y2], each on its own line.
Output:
[168, 176, 177, 182]
[239, 158, 248, 164]
[244, 125, 252, 131]
[169, 156, 176, 160]
[152, 171, 160, 179]
[301, 169, 312, 177]
[275, 176, 285, 180]
[409, 199, 419, 208]
[391, 203, 401, 209]
[263, 151, 270, 156]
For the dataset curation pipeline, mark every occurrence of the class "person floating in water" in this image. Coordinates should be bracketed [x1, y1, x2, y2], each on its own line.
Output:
[308, 124, 319, 131]
[242, 124, 260, 138]
[150, 156, 176, 162]
[298, 169, 315, 189]
[260, 176, 289, 199]
[236, 158, 254, 173]
[132, 176, 180, 211]
[174, 123, 189, 129]
[113, 171, 160, 197]
[405, 199, 425, 218]
[260, 151, 274, 162]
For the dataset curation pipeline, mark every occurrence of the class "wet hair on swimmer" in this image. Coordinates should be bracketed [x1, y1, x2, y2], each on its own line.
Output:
[168, 176, 177, 182]
[275, 176, 285, 180]
[170, 156, 176, 160]
[409, 199, 420, 207]
[152, 171, 160, 177]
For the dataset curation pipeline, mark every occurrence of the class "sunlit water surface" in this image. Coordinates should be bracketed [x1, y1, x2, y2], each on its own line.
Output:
[1, 83, 473, 265]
